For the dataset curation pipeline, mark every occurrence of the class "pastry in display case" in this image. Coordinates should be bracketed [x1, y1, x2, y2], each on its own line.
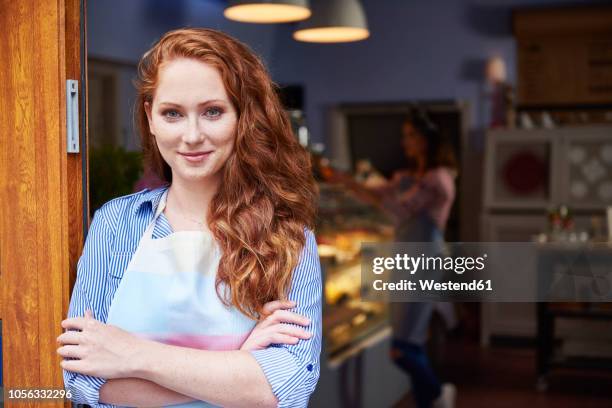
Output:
[316, 181, 395, 363]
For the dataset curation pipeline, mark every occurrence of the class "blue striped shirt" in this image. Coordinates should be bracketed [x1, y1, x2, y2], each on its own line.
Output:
[63, 185, 322, 408]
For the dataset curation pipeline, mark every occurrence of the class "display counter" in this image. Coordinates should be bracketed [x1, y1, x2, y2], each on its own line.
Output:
[315, 181, 395, 365]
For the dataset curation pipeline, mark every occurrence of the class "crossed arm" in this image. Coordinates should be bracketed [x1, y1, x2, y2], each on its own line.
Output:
[60, 210, 322, 408]
[101, 377, 197, 407]
[101, 349, 274, 408]
[61, 300, 313, 408]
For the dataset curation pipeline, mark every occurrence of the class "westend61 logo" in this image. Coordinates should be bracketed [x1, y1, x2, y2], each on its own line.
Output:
[372, 253, 488, 275]
[363, 242, 612, 302]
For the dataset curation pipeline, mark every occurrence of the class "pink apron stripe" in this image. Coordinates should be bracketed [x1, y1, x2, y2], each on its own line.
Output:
[139, 332, 251, 351]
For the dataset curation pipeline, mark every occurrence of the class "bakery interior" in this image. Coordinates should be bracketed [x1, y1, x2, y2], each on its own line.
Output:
[5, 0, 610, 407]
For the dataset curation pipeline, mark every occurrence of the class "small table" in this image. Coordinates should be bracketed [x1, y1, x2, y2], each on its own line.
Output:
[535, 242, 612, 390]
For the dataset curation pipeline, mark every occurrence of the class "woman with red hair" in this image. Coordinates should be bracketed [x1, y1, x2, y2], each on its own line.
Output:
[58, 28, 321, 408]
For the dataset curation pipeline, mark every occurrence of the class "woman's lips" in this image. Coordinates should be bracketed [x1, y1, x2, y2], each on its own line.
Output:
[179, 151, 212, 163]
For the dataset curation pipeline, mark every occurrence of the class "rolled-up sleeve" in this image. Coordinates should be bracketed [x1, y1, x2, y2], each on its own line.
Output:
[63, 209, 117, 408]
[250, 228, 323, 408]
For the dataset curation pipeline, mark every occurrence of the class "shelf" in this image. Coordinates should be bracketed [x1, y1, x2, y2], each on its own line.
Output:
[544, 308, 612, 320]
[549, 354, 612, 372]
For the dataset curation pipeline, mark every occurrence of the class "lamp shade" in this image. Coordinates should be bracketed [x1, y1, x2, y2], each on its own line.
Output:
[224, 0, 311, 24]
[293, 0, 369, 43]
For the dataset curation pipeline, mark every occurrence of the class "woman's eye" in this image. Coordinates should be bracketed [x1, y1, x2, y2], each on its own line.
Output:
[163, 110, 181, 120]
[204, 107, 222, 118]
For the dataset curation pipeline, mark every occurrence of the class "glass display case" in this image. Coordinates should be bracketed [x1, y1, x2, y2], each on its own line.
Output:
[316, 181, 395, 363]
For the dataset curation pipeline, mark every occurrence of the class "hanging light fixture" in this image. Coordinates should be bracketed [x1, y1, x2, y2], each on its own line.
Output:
[293, 0, 369, 43]
[224, 1, 311, 24]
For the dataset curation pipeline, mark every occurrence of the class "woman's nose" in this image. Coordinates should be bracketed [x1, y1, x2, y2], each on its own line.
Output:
[183, 117, 205, 144]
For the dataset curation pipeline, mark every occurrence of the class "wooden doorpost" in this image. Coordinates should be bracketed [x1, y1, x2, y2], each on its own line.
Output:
[0, 0, 86, 406]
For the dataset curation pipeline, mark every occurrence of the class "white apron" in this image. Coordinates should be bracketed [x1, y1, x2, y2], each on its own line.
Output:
[106, 190, 257, 408]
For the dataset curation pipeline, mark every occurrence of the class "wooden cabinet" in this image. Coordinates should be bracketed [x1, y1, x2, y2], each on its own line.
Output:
[514, 6, 612, 107]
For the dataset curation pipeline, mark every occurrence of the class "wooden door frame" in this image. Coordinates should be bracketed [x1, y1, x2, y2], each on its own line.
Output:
[0, 0, 87, 405]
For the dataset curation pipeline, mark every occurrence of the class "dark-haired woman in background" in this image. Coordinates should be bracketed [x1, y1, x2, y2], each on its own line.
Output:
[388, 115, 457, 408]
[362, 113, 458, 408]
[321, 111, 458, 407]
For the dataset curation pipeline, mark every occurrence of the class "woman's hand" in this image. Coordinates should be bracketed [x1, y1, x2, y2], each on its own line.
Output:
[240, 300, 312, 351]
[57, 309, 146, 379]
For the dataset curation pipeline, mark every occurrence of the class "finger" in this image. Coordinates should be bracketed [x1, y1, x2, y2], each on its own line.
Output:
[260, 310, 310, 328]
[61, 317, 87, 330]
[57, 331, 82, 345]
[269, 333, 300, 346]
[261, 300, 297, 316]
[57, 345, 84, 359]
[60, 359, 87, 374]
[259, 310, 310, 329]
[274, 324, 313, 340]
[85, 309, 94, 319]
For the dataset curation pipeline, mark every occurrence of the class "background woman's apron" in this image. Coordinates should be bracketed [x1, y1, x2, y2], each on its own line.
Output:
[106, 190, 257, 408]
[390, 174, 455, 345]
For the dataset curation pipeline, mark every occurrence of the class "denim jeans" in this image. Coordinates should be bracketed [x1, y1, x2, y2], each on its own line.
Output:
[390, 338, 441, 408]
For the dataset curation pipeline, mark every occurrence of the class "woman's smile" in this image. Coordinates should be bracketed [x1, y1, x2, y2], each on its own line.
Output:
[179, 151, 213, 164]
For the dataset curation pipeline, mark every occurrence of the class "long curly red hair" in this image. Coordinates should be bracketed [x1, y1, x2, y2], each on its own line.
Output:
[134, 28, 318, 319]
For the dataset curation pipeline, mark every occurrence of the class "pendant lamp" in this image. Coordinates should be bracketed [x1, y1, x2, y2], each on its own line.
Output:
[293, 0, 369, 43]
[224, 0, 311, 24]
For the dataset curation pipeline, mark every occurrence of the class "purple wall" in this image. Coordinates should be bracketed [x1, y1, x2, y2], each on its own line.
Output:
[268, 0, 610, 147]
[88, 0, 280, 64]
[88, 0, 609, 147]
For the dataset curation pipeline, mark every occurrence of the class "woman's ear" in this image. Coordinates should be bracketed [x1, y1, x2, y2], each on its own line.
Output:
[144, 101, 155, 135]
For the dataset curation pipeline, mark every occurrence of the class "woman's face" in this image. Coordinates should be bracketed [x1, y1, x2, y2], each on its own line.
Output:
[145, 58, 237, 186]
[401, 122, 426, 160]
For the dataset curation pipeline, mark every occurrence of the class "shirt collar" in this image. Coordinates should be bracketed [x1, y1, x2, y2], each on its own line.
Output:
[133, 185, 170, 215]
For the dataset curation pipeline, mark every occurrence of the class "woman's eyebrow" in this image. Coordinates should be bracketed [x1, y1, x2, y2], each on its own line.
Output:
[158, 99, 227, 107]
